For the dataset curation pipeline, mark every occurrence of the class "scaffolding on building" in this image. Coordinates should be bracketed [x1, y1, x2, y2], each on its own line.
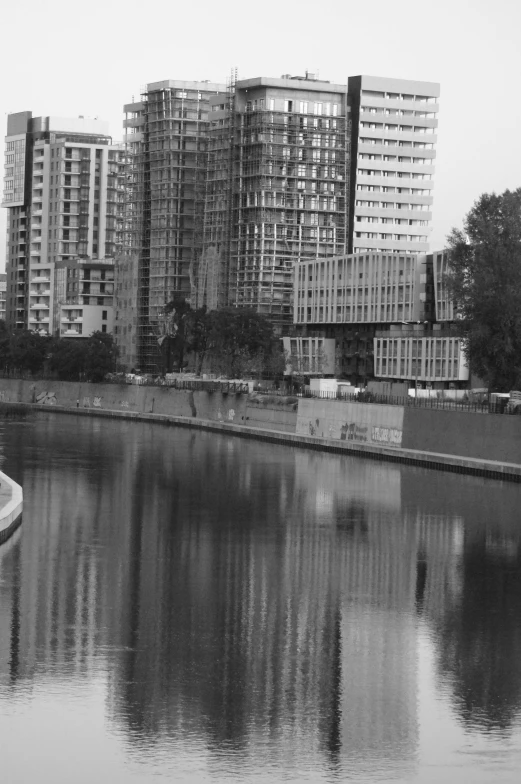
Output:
[194, 68, 238, 312]
[126, 82, 226, 372]
[124, 75, 352, 369]
[232, 100, 350, 325]
[198, 81, 351, 326]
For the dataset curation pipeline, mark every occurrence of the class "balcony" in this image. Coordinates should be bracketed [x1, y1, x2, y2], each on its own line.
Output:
[30, 303, 49, 311]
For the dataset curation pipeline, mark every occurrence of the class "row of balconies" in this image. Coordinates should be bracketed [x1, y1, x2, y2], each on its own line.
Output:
[30, 288, 51, 296]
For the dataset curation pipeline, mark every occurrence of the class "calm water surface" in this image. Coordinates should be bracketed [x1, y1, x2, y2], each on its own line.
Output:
[1, 412, 521, 783]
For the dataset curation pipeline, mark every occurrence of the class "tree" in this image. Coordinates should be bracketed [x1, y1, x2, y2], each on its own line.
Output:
[8, 330, 50, 376]
[188, 306, 210, 375]
[166, 296, 194, 373]
[49, 339, 87, 381]
[158, 297, 210, 374]
[206, 308, 278, 378]
[155, 303, 281, 378]
[447, 188, 521, 391]
[0, 321, 10, 373]
[83, 332, 118, 382]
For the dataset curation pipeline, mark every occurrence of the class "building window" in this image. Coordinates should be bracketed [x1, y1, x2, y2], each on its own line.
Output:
[102, 310, 107, 320]
[101, 324, 107, 333]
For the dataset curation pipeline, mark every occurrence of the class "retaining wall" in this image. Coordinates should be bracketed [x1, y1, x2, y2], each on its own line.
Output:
[296, 398, 405, 447]
[0, 379, 302, 431]
[2, 378, 521, 478]
[245, 395, 298, 433]
[402, 406, 521, 464]
[14, 405, 521, 482]
[0, 378, 246, 424]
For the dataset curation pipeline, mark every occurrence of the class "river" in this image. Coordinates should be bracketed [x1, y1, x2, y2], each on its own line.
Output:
[1, 411, 521, 783]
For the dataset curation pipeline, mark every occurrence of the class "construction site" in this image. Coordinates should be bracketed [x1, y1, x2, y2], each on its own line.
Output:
[119, 79, 227, 371]
[119, 74, 352, 372]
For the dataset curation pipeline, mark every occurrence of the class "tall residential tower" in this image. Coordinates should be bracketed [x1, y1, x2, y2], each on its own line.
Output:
[348, 75, 439, 255]
[2, 112, 125, 335]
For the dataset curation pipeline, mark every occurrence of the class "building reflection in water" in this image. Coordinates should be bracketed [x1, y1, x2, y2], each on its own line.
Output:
[1, 415, 521, 779]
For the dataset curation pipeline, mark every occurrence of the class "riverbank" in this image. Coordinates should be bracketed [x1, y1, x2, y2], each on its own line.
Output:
[4, 401, 521, 483]
[0, 469, 23, 545]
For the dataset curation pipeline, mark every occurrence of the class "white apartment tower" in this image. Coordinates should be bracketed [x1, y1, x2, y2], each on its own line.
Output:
[348, 75, 439, 255]
[2, 112, 125, 335]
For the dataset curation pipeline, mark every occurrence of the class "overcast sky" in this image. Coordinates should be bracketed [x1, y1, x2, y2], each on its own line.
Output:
[1, 0, 520, 271]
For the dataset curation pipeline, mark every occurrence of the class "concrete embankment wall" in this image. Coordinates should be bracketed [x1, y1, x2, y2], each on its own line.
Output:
[0, 470, 23, 545]
[296, 398, 404, 446]
[1, 378, 521, 480]
[244, 394, 298, 433]
[0, 378, 246, 423]
[402, 407, 521, 465]
[295, 397, 521, 467]
[0, 378, 298, 430]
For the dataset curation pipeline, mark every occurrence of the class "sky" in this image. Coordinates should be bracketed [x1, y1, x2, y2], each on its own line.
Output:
[1, 0, 520, 271]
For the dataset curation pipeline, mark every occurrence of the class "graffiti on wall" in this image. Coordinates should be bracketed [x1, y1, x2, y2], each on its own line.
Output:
[36, 391, 57, 406]
[340, 422, 369, 442]
[0, 391, 9, 403]
[218, 409, 236, 421]
[302, 417, 402, 447]
[371, 426, 402, 446]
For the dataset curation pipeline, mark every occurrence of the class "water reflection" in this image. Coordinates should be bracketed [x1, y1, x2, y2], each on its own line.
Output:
[1, 414, 521, 782]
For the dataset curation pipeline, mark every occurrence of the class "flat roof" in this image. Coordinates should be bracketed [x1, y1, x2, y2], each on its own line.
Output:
[146, 79, 227, 93]
[236, 76, 347, 93]
[351, 74, 440, 97]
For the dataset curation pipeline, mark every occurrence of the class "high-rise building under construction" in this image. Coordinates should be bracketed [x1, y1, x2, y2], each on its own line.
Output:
[117, 73, 438, 372]
[118, 79, 227, 370]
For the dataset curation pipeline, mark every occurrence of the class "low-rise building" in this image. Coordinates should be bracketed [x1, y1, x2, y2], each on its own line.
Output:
[294, 252, 429, 326]
[373, 328, 468, 386]
[291, 248, 466, 389]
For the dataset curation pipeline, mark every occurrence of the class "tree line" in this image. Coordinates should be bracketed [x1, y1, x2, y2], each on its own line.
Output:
[158, 301, 285, 379]
[0, 323, 118, 382]
[0, 304, 285, 382]
[447, 186, 521, 391]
